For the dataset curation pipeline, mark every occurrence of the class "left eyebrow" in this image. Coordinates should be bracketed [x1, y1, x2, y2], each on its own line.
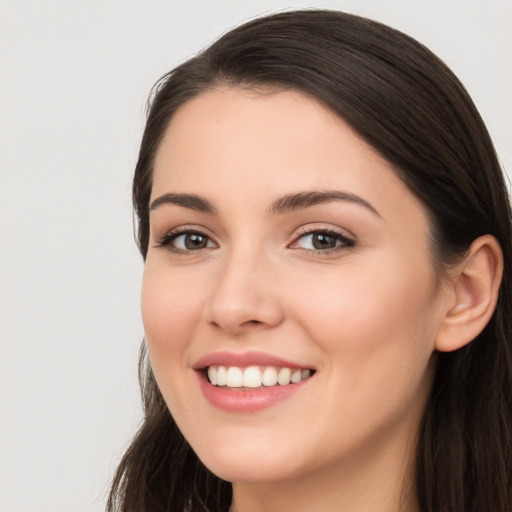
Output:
[269, 190, 381, 217]
[149, 193, 216, 213]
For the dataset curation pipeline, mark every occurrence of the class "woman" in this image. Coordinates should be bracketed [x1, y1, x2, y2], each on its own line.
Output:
[108, 10, 512, 512]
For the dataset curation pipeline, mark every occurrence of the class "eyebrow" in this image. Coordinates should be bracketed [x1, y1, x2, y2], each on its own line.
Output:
[149, 190, 380, 217]
[269, 190, 381, 217]
[150, 193, 216, 213]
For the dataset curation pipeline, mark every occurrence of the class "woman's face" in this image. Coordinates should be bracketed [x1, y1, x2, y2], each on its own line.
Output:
[142, 87, 448, 485]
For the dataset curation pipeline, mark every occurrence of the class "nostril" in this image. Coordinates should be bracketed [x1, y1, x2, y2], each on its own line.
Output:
[206, 290, 284, 333]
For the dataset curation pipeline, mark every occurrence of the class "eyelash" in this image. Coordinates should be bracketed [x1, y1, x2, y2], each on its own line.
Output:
[291, 228, 355, 254]
[154, 227, 217, 254]
[154, 227, 355, 255]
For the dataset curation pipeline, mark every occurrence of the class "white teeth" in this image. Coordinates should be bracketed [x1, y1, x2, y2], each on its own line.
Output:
[242, 366, 262, 388]
[207, 366, 218, 385]
[291, 369, 302, 383]
[262, 366, 278, 386]
[217, 366, 227, 386]
[206, 365, 313, 388]
[277, 367, 291, 385]
[226, 366, 243, 387]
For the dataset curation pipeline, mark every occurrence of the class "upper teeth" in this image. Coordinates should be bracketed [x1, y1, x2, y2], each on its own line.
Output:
[207, 365, 311, 388]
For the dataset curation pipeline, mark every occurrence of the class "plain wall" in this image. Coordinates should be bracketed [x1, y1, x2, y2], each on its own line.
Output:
[1, 1, 510, 511]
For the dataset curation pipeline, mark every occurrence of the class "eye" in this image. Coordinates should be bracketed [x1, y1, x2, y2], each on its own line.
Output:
[173, 232, 215, 250]
[290, 229, 355, 253]
[155, 229, 217, 253]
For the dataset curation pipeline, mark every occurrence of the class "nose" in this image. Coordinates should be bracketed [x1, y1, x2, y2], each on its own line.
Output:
[205, 249, 284, 335]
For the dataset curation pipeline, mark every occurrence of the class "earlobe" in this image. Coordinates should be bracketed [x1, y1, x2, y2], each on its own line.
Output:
[435, 235, 503, 352]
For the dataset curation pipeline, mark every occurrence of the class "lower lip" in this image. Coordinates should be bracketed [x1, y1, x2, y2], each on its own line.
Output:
[197, 373, 309, 412]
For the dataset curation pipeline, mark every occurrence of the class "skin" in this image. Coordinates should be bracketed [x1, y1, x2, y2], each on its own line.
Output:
[142, 87, 457, 512]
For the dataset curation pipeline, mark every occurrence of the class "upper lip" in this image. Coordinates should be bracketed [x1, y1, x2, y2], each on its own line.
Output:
[193, 350, 312, 370]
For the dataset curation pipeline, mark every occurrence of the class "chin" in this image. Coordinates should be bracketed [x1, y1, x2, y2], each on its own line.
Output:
[191, 436, 302, 484]
[201, 456, 293, 484]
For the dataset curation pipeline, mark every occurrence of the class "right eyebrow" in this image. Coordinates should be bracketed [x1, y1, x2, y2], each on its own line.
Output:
[269, 190, 381, 217]
[149, 193, 216, 214]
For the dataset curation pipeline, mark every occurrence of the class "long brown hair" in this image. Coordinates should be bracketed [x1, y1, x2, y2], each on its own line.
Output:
[108, 10, 512, 512]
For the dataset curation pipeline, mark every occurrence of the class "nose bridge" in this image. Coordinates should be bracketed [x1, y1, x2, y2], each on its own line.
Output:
[206, 241, 283, 333]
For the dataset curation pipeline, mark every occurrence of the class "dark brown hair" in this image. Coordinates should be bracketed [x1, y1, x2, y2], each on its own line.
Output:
[108, 9, 512, 512]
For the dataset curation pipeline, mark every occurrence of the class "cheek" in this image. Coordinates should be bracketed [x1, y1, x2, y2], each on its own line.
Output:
[141, 262, 205, 364]
[291, 260, 438, 449]
[140, 261, 211, 424]
[292, 256, 438, 383]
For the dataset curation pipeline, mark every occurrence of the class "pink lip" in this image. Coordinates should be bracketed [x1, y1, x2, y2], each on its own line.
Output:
[197, 373, 309, 412]
[193, 350, 309, 370]
[193, 351, 313, 412]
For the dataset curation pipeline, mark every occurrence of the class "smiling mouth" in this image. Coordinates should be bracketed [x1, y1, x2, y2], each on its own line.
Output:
[205, 365, 315, 388]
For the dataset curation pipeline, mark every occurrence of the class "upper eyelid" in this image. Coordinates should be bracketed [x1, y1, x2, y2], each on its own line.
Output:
[292, 223, 355, 239]
[155, 224, 215, 239]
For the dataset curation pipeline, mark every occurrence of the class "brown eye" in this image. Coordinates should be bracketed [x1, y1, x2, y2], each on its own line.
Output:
[292, 230, 355, 253]
[310, 233, 339, 250]
[181, 233, 209, 250]
[155, 230, 217, 253]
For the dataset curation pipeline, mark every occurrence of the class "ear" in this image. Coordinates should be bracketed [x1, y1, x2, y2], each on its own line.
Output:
[435, 234, 503, 352]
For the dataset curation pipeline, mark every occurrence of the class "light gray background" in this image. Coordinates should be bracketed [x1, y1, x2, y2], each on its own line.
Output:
[1, 1, 510, 511]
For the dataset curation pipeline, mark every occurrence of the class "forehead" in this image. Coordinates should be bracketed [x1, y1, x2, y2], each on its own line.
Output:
[153, 87, 380, 187]
[151, 87, 427, 230]
[158, 86, 347, 158]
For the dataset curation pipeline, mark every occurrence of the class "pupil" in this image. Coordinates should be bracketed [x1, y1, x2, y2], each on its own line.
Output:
[313, 233, 336, 249]
[185, 234, 207, 249]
